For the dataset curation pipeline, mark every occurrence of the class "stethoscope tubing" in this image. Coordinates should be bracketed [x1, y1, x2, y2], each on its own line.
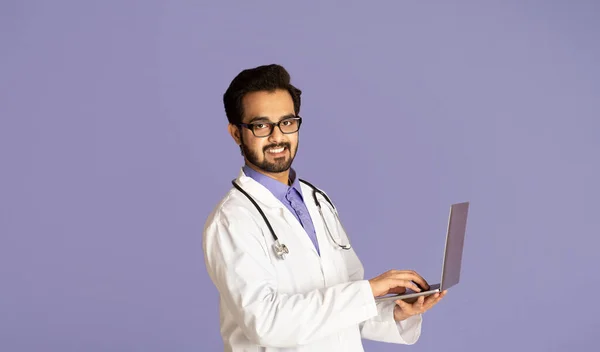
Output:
[231, 178, 351, 259]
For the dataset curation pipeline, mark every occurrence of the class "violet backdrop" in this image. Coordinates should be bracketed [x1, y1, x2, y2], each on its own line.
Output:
[1, 1, 599, 351]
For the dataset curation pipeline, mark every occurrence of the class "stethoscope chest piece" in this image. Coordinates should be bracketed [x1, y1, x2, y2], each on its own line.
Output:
[273, 240, 289, 260]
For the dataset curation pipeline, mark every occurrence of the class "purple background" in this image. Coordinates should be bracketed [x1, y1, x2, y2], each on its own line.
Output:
[1, 1, 599, 351]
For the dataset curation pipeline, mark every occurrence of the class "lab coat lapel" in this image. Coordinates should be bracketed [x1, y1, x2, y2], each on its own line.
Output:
[235, 169, 281, 208]
[301, 182, 348, 286]
[301, 183, 334, 257]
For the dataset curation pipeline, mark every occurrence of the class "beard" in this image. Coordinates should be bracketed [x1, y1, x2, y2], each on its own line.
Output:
[241, 139, 298, 173]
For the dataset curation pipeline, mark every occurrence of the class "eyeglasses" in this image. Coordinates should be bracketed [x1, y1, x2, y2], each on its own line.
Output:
[238, 116, 302, 138]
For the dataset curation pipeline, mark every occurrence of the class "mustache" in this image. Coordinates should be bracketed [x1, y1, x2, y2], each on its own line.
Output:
[263, 143, 290, 152]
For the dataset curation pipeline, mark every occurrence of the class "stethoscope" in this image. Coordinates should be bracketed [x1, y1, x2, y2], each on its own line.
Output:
[231, 178, 352, 260]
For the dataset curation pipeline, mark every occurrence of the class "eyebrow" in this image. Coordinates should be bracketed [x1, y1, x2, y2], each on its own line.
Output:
[247, 114, 295, 124]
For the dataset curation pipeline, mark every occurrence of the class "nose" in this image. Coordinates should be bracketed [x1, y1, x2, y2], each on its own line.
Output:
[268, 123, 285, 143]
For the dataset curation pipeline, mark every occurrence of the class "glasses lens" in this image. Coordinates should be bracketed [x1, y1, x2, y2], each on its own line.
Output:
[280, 118, 299, 133]
[252, 123, 272, 137]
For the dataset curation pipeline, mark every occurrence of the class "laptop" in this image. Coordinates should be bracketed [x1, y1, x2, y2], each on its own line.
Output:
[375, 201, 470, 304]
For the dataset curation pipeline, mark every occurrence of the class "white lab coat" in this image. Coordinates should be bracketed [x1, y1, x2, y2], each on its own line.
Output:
[203, 169, 423, 351]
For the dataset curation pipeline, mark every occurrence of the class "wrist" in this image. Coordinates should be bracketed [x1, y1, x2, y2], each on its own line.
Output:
[393, 304, 410, 322]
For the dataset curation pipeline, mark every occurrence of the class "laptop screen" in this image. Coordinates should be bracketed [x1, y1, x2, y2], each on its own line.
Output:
[441, 202, 469, 290]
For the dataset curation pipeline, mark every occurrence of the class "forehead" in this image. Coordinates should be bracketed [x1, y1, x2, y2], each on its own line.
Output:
[241, 89, 295, 122]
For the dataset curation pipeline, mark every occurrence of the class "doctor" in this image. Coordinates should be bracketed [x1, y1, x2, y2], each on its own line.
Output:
[203, 64, 447, 351]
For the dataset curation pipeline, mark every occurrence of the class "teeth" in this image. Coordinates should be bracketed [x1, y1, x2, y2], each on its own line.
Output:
[268, 147, 284, 153]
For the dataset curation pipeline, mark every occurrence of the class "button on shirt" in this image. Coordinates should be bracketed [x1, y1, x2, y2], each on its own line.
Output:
[242, 165, 320, 255]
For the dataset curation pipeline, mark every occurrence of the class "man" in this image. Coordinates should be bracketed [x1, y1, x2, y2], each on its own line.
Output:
[203, 64, 447, 351]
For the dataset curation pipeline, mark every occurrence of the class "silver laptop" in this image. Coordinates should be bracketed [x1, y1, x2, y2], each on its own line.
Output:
[375, 201, 469, 303]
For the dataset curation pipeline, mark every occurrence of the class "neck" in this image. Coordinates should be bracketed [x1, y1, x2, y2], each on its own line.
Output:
[245, 162, 290, 185]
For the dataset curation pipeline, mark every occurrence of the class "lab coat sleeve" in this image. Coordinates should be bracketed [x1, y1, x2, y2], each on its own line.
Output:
[342, 239, 423, 345]
[203, 207, 379, 348]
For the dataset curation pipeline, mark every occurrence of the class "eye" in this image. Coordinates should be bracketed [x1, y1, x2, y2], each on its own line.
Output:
[254, 123, 268, 129]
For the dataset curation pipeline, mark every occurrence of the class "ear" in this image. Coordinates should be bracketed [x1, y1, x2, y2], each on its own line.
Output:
[228, 123, 241, 145]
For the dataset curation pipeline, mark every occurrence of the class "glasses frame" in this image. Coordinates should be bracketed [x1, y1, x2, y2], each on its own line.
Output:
[238, 116, 303, 138]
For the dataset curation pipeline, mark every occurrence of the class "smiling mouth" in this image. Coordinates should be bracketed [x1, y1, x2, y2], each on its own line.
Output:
[264, 145, 289, 157]
[266, 147, 285, 154]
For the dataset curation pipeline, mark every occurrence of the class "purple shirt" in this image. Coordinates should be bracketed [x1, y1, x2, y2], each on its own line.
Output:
[242, 164, 320, 255]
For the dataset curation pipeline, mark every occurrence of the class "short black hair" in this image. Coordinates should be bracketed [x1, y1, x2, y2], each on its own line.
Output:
[223, 64, 302, 125]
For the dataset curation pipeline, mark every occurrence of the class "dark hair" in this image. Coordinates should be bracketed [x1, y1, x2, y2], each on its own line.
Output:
[223, 64, 302, 125]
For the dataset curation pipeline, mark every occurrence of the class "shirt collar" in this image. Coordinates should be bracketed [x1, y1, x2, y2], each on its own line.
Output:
[288, 168, 304, 199]
[242, 164, 304, 201]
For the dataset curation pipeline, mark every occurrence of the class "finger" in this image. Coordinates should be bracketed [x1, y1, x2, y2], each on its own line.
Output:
[437, 290, 447, 301]
[424, 291, 447, 311]
[408, 271, 430, 290]
[395, 298, 413, 312]
[425, 291, 444, 306]
[388, 279, 422, 292]
[387, 286, 407, 294]
[423, 293, 440, 309]
[412, 295, 425, 313]
[391, 271, 430, 291]
[401, 279, 422, 292]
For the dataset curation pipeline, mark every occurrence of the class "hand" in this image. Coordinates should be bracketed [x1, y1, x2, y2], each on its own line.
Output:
[394, 290, 447, 321]
[368, 270, 429, 297]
